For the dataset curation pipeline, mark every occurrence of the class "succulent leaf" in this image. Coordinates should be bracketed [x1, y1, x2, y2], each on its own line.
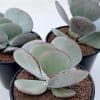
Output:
[94, 18, 100, 32]
[0, 42, 7, 50]
[69, 0, 100, 21]
[51, 37, 82, 67]
[0, 30, 8, 43]
[5, 8, 33, 33]
[79, 31, 100, 49]
[9, 33, 40, 47]
[30, 43, 55, 60]
[0, 18, 12, 25]
[15, 79, 48, 95]
[39, 49, 72, 76]
[0, 12, 4, 17]
[51, 88, 76, 98]
[0, 23, 23, 39]
[22, 40, 44, 51]
[14, 49, 49, 80]
[70, 16, 96, 36]
[55, 1, 70, 25]
[52, 28, 69, 37]
[48, 70, 88, 88]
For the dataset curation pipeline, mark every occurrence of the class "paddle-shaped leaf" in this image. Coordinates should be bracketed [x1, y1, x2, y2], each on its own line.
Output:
[51, 37, 82, 67]
[0, 12, 4, 17]
[51, 88, 76, 98]
[79, 32, 100, 49]
[55, 1, 70, 25]
[22, 40, 45, 51]
[9, 33, 40, 47]
[39, 49, 72, 76]
[52, 28, 69, 37]
[14, 49, 49, 80]
[48, 70, 88, 88]
[70, 16, 96, 36]
[30, 43, 55, 60]
[94, 18, 100, 32]
[5, 8, 33, 33]
[15, 79, 48, 95]
[0, 42, 7, 50]
[0, 23, 23, 39]
[0, 18, 12, 25]
[69, 0, 100, 21]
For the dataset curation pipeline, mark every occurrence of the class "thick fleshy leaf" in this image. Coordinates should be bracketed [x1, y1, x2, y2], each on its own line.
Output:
[22, 40, 44, 51]
[69, 0, 100, 21]
[52, 28, 68, 37]
[0, 18, 12, 25]
[48, 70, 88, 88]
[3, 47, 19, 53]
[0, 42, 7, 50]
[51, 37, 82, 67]
[51, 88, 76, 98]
[79, 32, 100, 49]
[55, 1, 70, 25]
[9, 33, 40, 47]
[70, 16, 96, 36]
[0, 23, 23, 39]
[39, 49, 72, 76]
[15, 80, 48, 95]
[0, 13, 4, 17]
[30, 43, 55, 60]
[0, 30, 8, 43]
[14, 49, 49, 80]
[94, 18, 100, 32]
[5, 8, 33, 33]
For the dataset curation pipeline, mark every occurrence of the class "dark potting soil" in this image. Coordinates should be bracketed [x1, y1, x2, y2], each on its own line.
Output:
[46, 26, 96, 56]
[12, 69, 93, 100]
[0, 52, 14, 62]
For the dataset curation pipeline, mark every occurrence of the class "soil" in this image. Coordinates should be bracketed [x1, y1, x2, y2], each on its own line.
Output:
[46, 26, 96, 56]
[12, 69, 94, 100]
[0, 52, 14, 62]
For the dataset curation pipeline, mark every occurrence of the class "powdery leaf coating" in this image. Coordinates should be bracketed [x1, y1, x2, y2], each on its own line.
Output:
[94, 18, 100, 32]
[15, 79, 48, 95]
[0, 42, 7, 50]
[0, 18, 12, 25]
[0, 12, 4, 17]
[5, 8, 33, 33]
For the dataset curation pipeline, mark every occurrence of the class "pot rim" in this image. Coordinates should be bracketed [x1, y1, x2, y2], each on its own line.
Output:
[9, 67, 95, 100]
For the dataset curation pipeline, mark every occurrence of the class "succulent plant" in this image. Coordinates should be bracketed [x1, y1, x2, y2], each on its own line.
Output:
[54, 0, 100, 49]
[0, 8, 40, 53]
[14, 39, 88, 98]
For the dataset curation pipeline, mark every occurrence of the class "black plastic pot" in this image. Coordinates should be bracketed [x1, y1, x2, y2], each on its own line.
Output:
[0, 61, 20, 89]
[10, 68, 95, 100]
[46, 26, 99, 72]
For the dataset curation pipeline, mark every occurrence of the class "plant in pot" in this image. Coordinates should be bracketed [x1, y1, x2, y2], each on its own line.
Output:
[0, 8, 41, 89]
[10, 39, 95, 100]
[46, 0, 100, 71]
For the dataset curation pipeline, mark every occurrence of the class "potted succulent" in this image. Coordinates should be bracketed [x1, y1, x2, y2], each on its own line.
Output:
[10, 39, 95, 100]
[46, 0, 100, 71]
[0, 8, 41, 89]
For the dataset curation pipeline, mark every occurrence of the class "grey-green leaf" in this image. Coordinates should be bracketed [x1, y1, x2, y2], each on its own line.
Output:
[0, 18, 12, 25]
[9, 33, 40, 47]
[48, 70, 88, 88]
[94, 18, 100, 32]
[51, 88, 76, 98]
[69, 0, 100, 21]
[51, 37, 82, 67]
[5, 8, 33, 33]
[79, 31, 100, 49]
[15, 79, 48, 95]
[55, 1, 70, 25]
[0, 23, 23, 39]
[0, 12, 4, 17]
[0, 42, 7, 50]
[14, 48, 49, 80]
[70, 16, 96, 36]
[0, 30, 8, 43]
[39, 49, 72, 76]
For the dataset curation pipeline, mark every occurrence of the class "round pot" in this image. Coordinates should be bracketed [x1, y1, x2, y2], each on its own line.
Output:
[10, 68, 95, 100]
[46, 26, 99, 71]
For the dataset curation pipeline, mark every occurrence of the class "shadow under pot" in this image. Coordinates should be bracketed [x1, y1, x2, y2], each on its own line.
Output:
[10, 67, 95, 100]
[46, 26, 99, 71]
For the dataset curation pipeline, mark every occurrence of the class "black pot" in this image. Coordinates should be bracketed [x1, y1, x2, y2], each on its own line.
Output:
[9, 68, 95, 100]
[0, 61, 20, 89]
[46, 26, 99, 72]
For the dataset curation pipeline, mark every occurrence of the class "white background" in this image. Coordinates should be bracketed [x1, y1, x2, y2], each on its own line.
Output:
[0, 0, 100, 100]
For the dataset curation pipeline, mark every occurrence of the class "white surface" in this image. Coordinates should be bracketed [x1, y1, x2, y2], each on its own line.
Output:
[0, 0, 100, 100]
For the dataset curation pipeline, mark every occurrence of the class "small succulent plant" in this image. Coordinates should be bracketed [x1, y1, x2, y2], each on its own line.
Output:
[54, 0, 100, 49]
[14, 38, 88, 98]
[0, 8, 40, 53]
